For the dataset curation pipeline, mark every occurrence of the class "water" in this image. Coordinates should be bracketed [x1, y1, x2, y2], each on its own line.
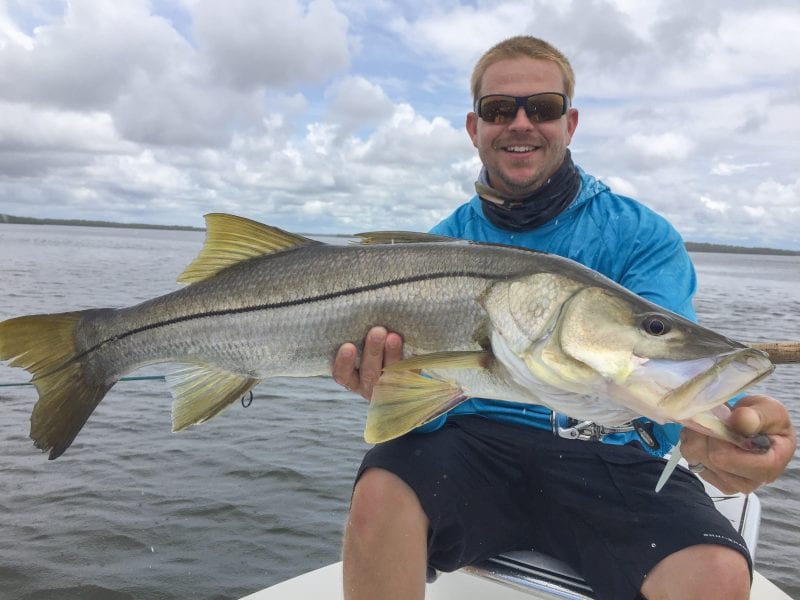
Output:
[0, 224, 797, 599]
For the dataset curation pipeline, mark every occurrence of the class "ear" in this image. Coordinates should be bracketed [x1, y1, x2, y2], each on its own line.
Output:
[565, 107, 579, 145]
[466, 112, 479, 148]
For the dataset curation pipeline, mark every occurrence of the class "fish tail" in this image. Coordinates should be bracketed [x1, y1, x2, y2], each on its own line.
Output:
[0, 311, 114, 459]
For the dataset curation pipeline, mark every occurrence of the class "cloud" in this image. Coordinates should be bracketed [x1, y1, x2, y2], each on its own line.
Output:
[0, 0, 353, 149]
[389, 3, 529, 69]
[0, 0, 796, 250]
[111, 70, 264, 147]
[324, 75, 395, 133]
[710, 161, 770, 176]
[0, 0, 184, 110]
[0, 102, 123, 155]
[602, 175, 637, 198]
[192, 0, 351, 90]
[623, 132, 694, 165]
[699, 195, 728, 214]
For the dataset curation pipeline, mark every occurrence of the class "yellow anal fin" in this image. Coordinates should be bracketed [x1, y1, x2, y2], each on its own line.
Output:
[0, 312, 113, 460]
[383, 350, 493, 372]
[178, 213, 320, 284]
[166, 365, 259, 431]
[364, 370, 467, 444]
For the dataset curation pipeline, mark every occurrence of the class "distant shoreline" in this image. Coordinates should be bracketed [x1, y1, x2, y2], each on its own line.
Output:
[0, 213, 203, 232]
[1, 213, 798, 256]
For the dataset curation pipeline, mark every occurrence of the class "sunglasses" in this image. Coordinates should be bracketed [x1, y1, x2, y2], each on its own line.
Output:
[474, 92, 569, 124]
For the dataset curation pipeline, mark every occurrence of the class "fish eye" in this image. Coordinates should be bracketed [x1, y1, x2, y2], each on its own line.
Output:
[642, 315, 671, 336]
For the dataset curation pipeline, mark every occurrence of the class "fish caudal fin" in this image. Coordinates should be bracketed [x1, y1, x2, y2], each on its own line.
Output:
[166, 365, 259, 431]
[0, 312, 113, 459]
[364, 370, 467, 444]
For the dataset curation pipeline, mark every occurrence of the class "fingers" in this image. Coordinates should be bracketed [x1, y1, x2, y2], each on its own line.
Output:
[358, 327, 392, 399]
[383, 331, 404, 365]
[680, 428, 762, 493]
[680, 395, 796, 494]
[332, 342, 360, 392]
[332, 327, 404, 401]
[728, 395, 793, 437]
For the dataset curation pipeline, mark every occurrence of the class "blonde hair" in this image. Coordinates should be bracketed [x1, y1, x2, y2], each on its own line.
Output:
[471, 36, 576, 102]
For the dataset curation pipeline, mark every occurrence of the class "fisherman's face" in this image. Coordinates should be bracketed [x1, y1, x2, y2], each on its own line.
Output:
[467, 57, 579, 198]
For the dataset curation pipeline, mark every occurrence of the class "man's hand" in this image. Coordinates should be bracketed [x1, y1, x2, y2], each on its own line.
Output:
[332, 326, 404, 401]
[680, 395, 796, 494]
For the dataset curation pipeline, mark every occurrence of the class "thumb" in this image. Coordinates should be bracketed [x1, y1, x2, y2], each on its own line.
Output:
[729, 395, 791, 437]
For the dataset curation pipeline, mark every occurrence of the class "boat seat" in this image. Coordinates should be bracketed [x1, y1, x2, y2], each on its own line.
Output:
[463, 549, 595, 598]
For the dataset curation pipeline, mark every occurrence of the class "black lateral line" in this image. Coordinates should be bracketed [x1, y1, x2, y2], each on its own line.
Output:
[75, 270, 508, 360]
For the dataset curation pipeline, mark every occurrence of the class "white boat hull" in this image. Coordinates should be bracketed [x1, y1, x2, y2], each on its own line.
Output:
[240, 561, 791, 600]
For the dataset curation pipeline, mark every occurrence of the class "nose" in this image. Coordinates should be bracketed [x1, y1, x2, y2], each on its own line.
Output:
[508, 106, 534, 129]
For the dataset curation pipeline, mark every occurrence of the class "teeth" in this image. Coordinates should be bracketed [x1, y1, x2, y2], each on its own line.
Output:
[506, 146, 536, 153]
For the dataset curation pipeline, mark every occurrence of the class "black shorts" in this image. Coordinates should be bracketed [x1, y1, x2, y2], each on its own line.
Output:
[355, 415, 752, 600]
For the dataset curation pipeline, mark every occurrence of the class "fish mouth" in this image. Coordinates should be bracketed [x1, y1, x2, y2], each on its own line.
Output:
[633, 347, 775, 420]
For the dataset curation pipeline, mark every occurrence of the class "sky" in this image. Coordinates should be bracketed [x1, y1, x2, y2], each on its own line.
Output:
[0, 0, 798, 249]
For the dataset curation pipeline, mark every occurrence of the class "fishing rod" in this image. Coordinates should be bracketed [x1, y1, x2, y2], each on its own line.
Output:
[748, 341, 800, 364]
[0, 375, 166, 387]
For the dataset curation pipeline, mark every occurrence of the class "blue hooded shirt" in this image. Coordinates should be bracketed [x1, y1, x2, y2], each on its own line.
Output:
[418, 166, 698, 456]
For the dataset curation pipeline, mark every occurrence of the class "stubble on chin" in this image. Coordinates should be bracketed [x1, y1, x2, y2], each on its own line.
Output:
[490, 166, 549, 197]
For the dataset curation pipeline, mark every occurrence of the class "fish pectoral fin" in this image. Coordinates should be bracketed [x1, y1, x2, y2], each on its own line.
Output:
[383, 351, 493, 372]
[177, 213, 320, 284]
[364, 371, 467, 444]
[166, 365, 259, 431]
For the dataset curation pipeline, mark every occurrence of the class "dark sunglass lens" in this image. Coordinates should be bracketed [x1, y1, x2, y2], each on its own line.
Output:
[525, 94, 565, 122]
[480, 97, 518, 123]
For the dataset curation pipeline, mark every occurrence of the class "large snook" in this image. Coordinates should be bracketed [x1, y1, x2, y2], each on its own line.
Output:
[0, 214, 774, 470]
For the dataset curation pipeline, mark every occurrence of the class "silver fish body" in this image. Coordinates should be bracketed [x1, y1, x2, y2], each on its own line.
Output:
[76, 241, 556, 380]
[0, 214, 774, 462]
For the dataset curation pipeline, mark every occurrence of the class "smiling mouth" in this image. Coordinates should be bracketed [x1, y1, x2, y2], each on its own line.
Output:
[502, 145, 538, 153]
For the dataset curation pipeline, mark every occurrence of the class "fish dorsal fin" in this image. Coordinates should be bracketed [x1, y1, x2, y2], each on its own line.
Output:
[178, 213, 319, 284]
[354, 231, 460, 245]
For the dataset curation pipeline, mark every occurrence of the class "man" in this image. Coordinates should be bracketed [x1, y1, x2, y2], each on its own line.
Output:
[333, 36, 795, 600]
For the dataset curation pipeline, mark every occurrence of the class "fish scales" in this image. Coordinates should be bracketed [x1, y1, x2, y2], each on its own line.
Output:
[0, 213, 775, 475]
[73, 242, 543, 383]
